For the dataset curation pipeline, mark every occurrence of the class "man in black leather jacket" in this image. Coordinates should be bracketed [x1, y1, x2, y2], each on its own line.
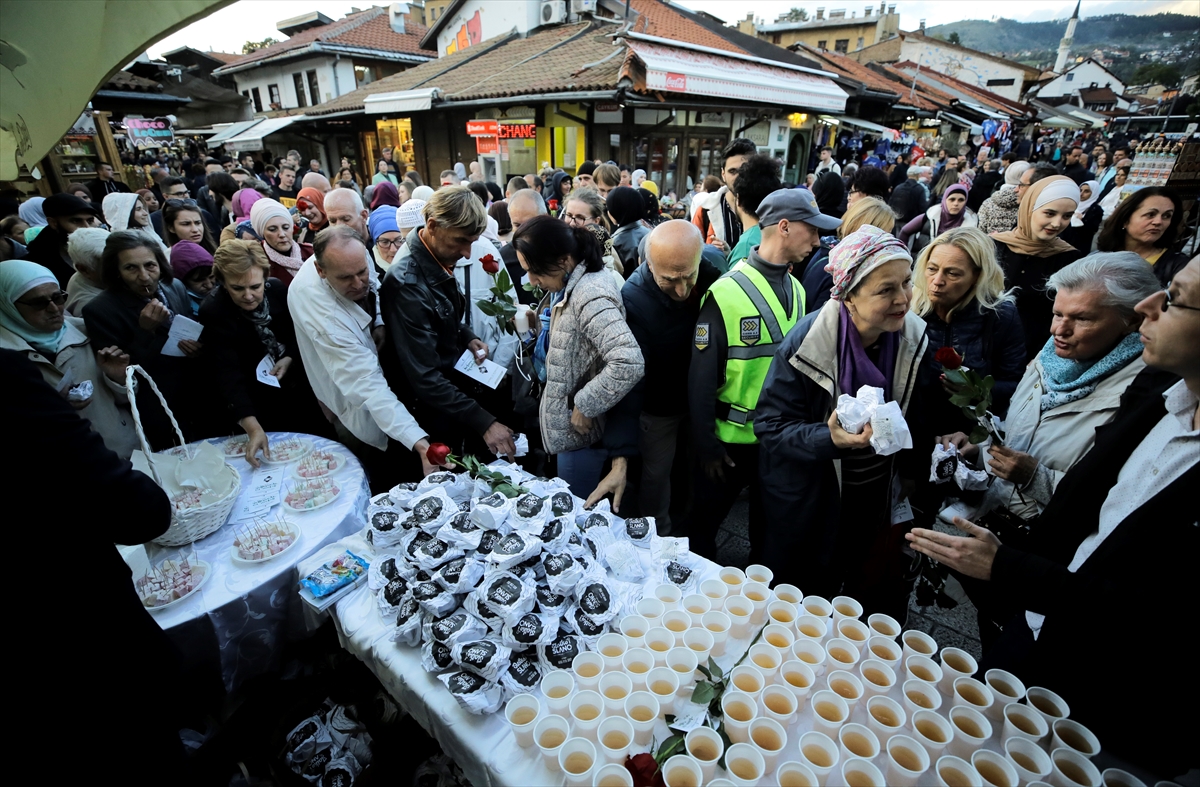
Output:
[381, 186, 517, 457]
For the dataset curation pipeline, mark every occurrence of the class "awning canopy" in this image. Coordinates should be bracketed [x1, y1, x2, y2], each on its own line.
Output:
[626, 40, 847, 113]
[364, 88, 440, 115]
[828, 116, 892, 134]
[939, 112, 984, 135]
[223, 116, 306, 152]
[207, 118, 265, 145]
[0, 0, 235, 180]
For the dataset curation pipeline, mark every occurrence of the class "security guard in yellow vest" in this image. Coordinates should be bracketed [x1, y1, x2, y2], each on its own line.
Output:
[686, 188, 842, 561]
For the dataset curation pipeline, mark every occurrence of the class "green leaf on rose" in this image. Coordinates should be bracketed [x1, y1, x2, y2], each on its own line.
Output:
[691, 681, 716, 706]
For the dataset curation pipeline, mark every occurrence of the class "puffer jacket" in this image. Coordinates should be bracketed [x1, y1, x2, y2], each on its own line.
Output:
[977, 186, 1021, 235]
[540, 263, 644, 455]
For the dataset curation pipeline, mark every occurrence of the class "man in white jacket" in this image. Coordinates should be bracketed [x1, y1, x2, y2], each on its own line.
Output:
[289, 225, 438, 489]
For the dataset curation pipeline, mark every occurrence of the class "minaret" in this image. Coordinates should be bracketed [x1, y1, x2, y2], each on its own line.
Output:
[1054, 0, 1080, 74]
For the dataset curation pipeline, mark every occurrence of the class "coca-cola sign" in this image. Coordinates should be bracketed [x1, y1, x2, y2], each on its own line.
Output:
[665, 72, 687, 91]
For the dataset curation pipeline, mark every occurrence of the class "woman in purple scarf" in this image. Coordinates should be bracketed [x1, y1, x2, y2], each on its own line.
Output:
[898, 183, 978, 257]
[754, 226, 930, 620]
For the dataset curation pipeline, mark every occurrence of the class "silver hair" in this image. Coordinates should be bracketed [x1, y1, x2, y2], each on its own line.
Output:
[1046, 252, 1161, 322]
[508, 188, 547, 216]
[324, 187, 364, 214]
[67, 227, 110, 274]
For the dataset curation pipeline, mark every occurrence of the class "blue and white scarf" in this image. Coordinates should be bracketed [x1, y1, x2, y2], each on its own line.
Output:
[1038, 333, 1142, 412]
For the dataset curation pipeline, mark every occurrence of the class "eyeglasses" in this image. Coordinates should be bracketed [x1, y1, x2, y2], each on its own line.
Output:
[562, 212, 591, 225]
[16, 290, 66, 311]
[376, 237, 403, 250]
[1161, 283, 1200, 313]
[165, 198, 198, 208]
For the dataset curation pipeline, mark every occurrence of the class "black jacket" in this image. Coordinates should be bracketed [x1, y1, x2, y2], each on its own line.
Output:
[917, 300, 1026, 430]
[81, 280, 205, 443]
[611, 221, 649, 274]
[888, 179, 927, 228]
[24, 225, 75, 289]
[989, 371, 1197, 775]
[1058, 161, 1089, 185]
[197, 279, 323, 433]
[1057, 203, 1103, 255]
[1150, 250, 1188, 287]
[888, 163, 909, 190]
[381, 231, 493, 436]
[3, 349, 182, 775]
[85, 177, 130, 198]
[967, 171, 1002, 212]
[500, 243, 537, 305]
[994, 239, 1085, 363]
[620, 258, 721, 418]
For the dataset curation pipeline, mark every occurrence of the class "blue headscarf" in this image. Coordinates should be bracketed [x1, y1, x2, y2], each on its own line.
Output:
[368, 205, 400, 244]
[0, 259, 67, 354]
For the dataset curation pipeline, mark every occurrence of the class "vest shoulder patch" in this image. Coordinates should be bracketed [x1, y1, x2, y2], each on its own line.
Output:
[739, 316, 761, 345]
[694, 322, 710, 350]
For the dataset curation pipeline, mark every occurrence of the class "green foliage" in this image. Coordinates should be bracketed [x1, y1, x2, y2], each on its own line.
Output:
[1132, 63, 1182, 87]
[447, 453, 529, 498]
[944, 367, 1002, 445]
[242, 37, 279, 54]
[947, 32, 962, 46]
[778, 7, 808, 22]
[923, 13, 1198, 56]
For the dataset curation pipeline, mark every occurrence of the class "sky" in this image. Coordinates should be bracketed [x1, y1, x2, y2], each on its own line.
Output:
[145, 0, 1197, 59]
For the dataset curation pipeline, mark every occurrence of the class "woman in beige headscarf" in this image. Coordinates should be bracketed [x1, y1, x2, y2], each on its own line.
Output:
[990, 175, 1085, 362]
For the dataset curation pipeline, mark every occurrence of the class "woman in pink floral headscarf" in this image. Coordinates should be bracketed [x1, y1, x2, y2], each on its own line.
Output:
[754, 225, 929, 620]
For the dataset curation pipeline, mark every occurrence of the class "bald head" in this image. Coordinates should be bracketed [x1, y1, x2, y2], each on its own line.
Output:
[324, 188, 368, 236]
[508, 189, 547, 234]
[646, 220, 703, 302]
[301, 172, 332, 193]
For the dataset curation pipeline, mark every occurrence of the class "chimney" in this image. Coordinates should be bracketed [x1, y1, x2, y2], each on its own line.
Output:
[830, 9, 846, 20]
[865, 6, 873, 17]
[389, 2, 409, 34]
[880, 1, 886, 12]
[816, 7, 825, 20]
[919, 19, 925, 33]
[888, 4, 896, 14]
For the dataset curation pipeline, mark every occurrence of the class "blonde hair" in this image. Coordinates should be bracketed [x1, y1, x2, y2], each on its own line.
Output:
[912, 226, 1014, 319]
[837, 196, 897, 240]
[594, 163, 621, 188]
[423, 185, 487, 235]
[213, 239, 270, 282]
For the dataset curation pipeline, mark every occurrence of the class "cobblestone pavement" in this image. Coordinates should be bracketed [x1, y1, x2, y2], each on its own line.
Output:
[714, 499, 982, 660]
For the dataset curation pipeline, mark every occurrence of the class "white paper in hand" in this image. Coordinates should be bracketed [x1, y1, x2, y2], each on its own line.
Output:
[162, 314, 203, 356]
[869, 400, 912, 457]
[454, 349, 506, 390]
[255, 354, 281, 387]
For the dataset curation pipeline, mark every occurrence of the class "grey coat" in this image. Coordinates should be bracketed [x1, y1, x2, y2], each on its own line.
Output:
[540, 263, 644, 455]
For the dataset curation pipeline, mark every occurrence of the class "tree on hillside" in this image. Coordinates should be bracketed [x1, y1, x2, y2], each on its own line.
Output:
[778, 7, 808, 22]
[1132, 63, 1182, 87]
[948, 32, 962, 45]
[242, 37, 279, 54]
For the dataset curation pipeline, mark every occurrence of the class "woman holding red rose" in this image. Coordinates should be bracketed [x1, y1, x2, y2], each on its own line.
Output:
[911, 227, 1026, 436]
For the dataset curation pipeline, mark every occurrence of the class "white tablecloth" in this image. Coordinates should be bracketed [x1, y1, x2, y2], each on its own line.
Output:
[144, 432, 370, 693]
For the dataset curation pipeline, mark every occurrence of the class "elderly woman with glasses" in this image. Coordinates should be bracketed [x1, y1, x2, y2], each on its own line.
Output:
[1, 259, 138, 457]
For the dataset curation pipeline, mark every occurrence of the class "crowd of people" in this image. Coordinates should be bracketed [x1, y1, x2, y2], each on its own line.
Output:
[2, 132, 1196, 777]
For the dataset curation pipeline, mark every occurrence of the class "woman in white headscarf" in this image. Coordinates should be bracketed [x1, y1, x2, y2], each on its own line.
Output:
[102, 192, 170, 258]
[1058, 179, 1102, 254]
[991, 175, 1085, 362]
[250, 198, 312, 286]
[631, 169, 647, 189]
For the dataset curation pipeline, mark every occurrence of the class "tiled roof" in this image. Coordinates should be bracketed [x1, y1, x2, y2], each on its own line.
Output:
[1079, 87, 1120, 102]
[214, 8, 430, 73]
[203, 51, 242, 64]
[308, 22, 618, 115]
[631, 0, 744, 55]
[790, 44, 948, 111]
[890, 61, 1030, 116]
[105, 70, 163, 93]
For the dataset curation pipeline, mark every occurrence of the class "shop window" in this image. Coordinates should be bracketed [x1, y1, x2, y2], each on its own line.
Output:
[293, 73, 308, 107]
[835, 39, 849, 53]
[250, 87, 263, 112]
[307, 70, 321, 105]
[268, 84, 281, 108]
[817, 40, 827, 49]
[857, 37, 864, 49]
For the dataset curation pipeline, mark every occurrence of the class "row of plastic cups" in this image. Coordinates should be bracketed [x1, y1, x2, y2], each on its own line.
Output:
[544, 732, 641, 787]
[513, 687, 664, 770]
[625, 603, 731, 657]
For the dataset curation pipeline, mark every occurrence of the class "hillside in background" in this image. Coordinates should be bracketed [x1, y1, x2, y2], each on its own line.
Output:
[925, 13, 1197, 53]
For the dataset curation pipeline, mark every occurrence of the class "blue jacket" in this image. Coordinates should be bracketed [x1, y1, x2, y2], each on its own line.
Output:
[917, 300, 1026, 430]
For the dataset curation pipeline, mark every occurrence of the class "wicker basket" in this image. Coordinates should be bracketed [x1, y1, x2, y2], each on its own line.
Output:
[127, 365, 241, 547]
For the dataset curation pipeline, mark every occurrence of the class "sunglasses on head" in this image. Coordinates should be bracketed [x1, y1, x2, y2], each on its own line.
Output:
[166, 198, 198, 208]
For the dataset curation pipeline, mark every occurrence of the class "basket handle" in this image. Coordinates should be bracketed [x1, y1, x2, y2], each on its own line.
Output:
[126, 364, 187, 487]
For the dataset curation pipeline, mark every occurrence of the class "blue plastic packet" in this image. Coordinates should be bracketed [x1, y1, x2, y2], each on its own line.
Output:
[300, 550, 370, 598]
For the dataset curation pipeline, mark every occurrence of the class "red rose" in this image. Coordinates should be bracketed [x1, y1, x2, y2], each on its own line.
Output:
[548, 198, 559, 211]
[935, 346, 964, 370]
[426, 442, 452, 466]
[625, 753, 664, 787]
[481, 254, 500, 275]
